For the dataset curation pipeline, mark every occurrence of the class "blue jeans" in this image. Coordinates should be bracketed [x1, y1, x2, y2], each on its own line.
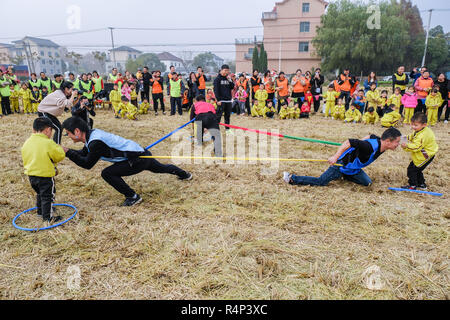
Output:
[290, 165, 372, 187]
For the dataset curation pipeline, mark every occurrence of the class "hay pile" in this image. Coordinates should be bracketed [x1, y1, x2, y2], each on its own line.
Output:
[0, 109, 448, 299]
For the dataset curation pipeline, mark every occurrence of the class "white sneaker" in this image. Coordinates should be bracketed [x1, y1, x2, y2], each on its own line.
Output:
[445, 120, 448, 124]
[283, 172, 292, 184]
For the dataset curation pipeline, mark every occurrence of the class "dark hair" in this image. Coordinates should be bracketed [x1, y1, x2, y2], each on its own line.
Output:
[411, 112, 427, 124]
[381, 127, 402, 141]
[368, 107, 375, 113]
[170, 65, 175, 69]
[296, 69, 302, 73]
[60, 81, 74, 92]
[279, 71, 285, 75]
[264, 71, 271, 77]
[197, 66, 203, 70]
[195, 94, 206, 102]
[381, 90, 388, 94]
[69, 72, 74, 77]
[221, 64, 230, 70]
[389, 104, 396, 108]
[62, 116, 89, 134]
[121, 96, 129, 102]
[33, 117, 53, 132]
[31, 73, 37, 77]
[253, 69, 258, 73]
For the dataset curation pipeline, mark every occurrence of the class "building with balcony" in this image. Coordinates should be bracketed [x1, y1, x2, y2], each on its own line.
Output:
[235, 0, 328, 74]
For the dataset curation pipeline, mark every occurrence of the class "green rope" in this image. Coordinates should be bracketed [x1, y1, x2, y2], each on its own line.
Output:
[283, 135, 342, 146]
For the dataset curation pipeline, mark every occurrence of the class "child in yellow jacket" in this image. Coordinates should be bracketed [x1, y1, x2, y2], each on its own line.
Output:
[262, 101, 276, 118]
[139, 99, 150, 114]
[20, 83, 32, 114]
[322, 83, 340, 118]
[365, 83, 381, 110]
[288, 102, 300, 119]
[251, 100, 263, 117]
[333, 98, 346, 120]
[279, 103, 289, 119]
[344, 103, 362, 123]
[401, 112, 438, 190]
[109, 84, 122, 118]
[255, 84, 268, 109]
[126, 102, 138, 120]
[130, 84, 138, 107]
[381, 104, 402, 128]
[30, 86, 42, 113]
[362, 107, 380, 124]
[425, 88, 443, 126]
[387, 87, 403, 115]
[9, 84, 20, 113]
[21, 117, 66, 223]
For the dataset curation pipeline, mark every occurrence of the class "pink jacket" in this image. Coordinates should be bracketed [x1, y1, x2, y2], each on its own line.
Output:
[121, 86, 131, 100]
[401, 92, 419, 108]
[235, 90, 248, 102]
[194, 101, 216, 115]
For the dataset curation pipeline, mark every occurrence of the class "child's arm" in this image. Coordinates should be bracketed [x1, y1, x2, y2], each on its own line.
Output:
[49, 142, 66, 163]
[402, 135, 423, 152]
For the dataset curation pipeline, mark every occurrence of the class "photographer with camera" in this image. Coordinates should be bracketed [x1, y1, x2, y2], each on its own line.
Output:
[72, 95, 96, 129]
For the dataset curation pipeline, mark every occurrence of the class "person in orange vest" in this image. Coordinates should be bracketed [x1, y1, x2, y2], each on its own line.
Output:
[275, 72, 290, 113]
[414, 70, 434, 114]
[337, 69, 356, 110]
[291, 69, 307, 104]
[250, 70, 261, 101]
[196, 67, 209, 96]
[263, 71, 275, 105]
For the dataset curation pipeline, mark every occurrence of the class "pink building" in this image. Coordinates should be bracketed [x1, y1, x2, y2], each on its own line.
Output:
[236, 0, 328, 74]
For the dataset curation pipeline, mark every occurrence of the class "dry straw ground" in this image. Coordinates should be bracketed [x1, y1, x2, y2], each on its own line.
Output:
[0, 107, 448, 300]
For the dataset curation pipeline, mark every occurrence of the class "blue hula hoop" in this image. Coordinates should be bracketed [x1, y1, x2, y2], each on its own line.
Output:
[388, 187, 443, 197]
[13, 203, 78, 232]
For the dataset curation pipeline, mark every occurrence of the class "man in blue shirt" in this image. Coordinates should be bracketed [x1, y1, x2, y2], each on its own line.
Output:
[283, 128, 401, 187]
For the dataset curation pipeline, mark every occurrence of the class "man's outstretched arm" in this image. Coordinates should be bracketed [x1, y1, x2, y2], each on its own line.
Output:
[328, 140, 351, 165]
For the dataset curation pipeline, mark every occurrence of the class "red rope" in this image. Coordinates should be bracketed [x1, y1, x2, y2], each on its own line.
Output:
[219, 123, 284, 138]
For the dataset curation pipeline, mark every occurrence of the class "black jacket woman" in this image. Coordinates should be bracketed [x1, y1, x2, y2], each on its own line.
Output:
[435, 73, 449, 122]
[310, 68, 325, 113]
[187, 72, 200, 108]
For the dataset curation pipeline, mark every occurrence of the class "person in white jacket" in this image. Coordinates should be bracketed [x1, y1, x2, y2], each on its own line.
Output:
[38, 81, 78, 144]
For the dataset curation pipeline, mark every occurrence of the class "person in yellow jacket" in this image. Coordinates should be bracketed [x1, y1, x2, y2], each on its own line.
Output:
[117, 96, 130, 119]
[262, 101, 276, 118]
[109, 84, 122, 118]
[381, 104, 402, 127]
[288, 102, 300, 119]
[401, 112, 438, 190]
[387, 87, 403, 115]
[425, 88, 443, 126]
[9, 84, 20, 113]
[333, 98, 346, 120]
[130, 83, 138, 107]
[20, 83, 32, 114]
[322, 83, 340, 118]
[362, 107, 380, 125]
[21, 117, 66, 223]
[251, 100, 263, 117]
[365, 83, 381, 109]
[126, 101, 138, 120]
[255, 84, 268, 108]
[279, 103, 289, 119]
[139, 99, 150, 114]
[30, 86, 42, 113]
[344, 103, 362, 123]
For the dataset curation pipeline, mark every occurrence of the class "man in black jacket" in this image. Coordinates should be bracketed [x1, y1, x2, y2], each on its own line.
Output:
[141, 67, 152, 102]
[213, 64, 235, 132]
[62, 116, 192, 207]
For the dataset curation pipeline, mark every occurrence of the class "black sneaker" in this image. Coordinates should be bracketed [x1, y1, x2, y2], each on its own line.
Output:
[178, 172, 193, 181]
[418, 184, 427, 190]
[401, 185, 417, 190]
[121, 194, 142, 207]
[45, 216, 63, 223]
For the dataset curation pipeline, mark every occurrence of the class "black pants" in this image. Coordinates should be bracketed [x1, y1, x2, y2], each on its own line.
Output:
[142, 86, 150, 102]
[38, 112, 62, 144]
[199, 89, 206, 96]
[415, 98, 426, 113]
[313, 96, 321, 113]
[195, 112, 222, 157]
[438, 101, 449, 121]
[170, 97, 182, 115]
[339, 91, 351, 110]
[267, 92, 275, 104]
[152, 93, 165, 112]
[216, 102, 232, 127]
[407, 156, 434, 186]
[100, 152, 189, 198]
[245, 97, 251, 115]
[1, 95, 11, 115]
[29, 176, 55, 221]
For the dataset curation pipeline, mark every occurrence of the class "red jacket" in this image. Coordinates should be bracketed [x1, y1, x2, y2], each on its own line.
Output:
[301, 103, 311, 113]
[304, 92, 313, 107]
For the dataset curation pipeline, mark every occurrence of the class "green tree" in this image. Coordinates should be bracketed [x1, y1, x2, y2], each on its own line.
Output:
[125, 53, 165, 73]
[252, 46, 259, 72]
[259, 44, 268, 72]
[192, 52, 220, 73]
[312, 0, 421, 74]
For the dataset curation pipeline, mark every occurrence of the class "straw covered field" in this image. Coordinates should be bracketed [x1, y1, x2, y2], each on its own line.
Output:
[0, 108, 448, 300]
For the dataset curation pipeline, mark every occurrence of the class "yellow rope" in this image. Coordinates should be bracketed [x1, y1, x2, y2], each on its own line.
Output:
[140, 156, 343, 166]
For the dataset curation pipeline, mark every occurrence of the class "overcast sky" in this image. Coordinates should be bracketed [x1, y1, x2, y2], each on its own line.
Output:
[0, 0, 448, 60]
